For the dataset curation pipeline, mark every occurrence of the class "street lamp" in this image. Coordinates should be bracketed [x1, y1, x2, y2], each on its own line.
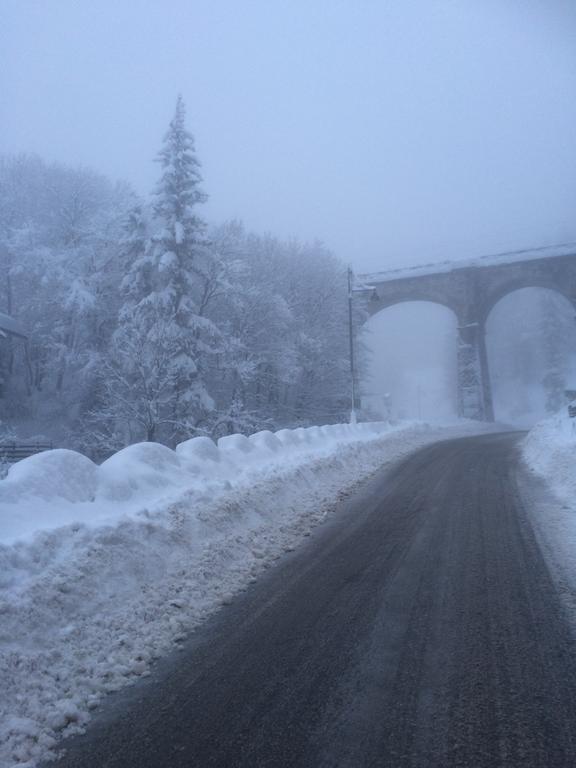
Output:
[347, 267, 357, 424]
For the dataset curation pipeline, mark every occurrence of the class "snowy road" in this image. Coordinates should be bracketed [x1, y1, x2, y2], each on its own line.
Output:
[52, 432, 576, 768]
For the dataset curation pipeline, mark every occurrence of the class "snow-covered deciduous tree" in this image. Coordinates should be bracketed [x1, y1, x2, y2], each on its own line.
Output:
[92, 317, 184, 449]
[201, 225, 352, 431]
[0, 154, 134, 438]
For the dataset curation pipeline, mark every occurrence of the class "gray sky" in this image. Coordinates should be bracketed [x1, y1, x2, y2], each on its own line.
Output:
[2, 0, 576, 271]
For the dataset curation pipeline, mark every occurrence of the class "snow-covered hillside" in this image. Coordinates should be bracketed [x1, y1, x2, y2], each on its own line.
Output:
[0, 420, 493, 767]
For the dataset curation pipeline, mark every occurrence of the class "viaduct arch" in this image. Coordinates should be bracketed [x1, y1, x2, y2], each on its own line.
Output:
[357, 244, 576, 421]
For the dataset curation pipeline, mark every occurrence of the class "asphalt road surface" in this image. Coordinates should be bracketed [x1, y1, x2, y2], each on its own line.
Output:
[53, 432, 576, 768]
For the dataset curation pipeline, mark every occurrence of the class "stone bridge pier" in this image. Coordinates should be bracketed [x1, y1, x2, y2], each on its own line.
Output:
[358, 246, 576, 421]
[456, 311, 493, 421]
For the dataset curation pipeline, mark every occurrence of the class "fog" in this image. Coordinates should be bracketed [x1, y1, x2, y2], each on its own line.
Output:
[363, 303, 458, 423]
[2, 1, 576, 437]
[3, 0, 576, 271]
[364, 288, 576, 425]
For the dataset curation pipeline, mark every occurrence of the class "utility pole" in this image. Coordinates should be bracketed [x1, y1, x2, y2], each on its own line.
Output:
[417, 382, 422, 421]
[347, 267, 357, 424]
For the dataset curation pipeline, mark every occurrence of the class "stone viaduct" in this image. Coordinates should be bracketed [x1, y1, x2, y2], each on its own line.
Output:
[357, 245, 576, 421]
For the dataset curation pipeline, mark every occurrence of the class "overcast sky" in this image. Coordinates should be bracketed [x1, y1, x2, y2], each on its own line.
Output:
[2, 0, 576, 272]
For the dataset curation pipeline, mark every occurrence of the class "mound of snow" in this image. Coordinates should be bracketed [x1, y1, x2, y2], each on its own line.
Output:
[176, 436, 220, 463]
[98, 442, 187, 502]
[0, 422, 401, 546]
[248, 430, 282, 454]
[0, 449, 97, 504]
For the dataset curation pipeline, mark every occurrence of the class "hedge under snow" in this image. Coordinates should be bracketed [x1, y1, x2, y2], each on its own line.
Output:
[1, 423, 398, 545]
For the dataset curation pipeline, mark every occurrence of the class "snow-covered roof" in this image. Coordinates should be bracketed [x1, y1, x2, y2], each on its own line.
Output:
[0, 312, 27, 339]
[359, 242, 576, 284]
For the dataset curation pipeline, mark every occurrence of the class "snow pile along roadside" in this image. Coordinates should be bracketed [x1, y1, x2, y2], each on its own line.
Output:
[523, 411, 576, 505]
[1, 423, 394, 545]
[0, 420, 480, 767]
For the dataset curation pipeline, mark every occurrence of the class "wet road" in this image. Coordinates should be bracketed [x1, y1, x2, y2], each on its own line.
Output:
[54, 433, 576, 767]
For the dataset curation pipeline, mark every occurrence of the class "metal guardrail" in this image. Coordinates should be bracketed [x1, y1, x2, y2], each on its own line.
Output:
[0, 442, 53, 461]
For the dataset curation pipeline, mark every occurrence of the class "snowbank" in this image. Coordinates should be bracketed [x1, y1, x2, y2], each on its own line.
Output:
[0, 420, 482, 767]
[0, 423, 389, 545]
[521, 412, 576, 642]
[523, 411, 576, 505]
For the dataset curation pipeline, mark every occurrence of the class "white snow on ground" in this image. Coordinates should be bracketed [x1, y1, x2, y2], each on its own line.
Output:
[0, 420, 489, 767]
[522, 413, 576, 612]
[523, 412, 576, 506]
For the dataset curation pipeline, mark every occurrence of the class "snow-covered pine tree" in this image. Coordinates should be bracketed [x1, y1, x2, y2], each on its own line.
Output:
[105, 97, 220, 445]
[150, 96, 220, 439]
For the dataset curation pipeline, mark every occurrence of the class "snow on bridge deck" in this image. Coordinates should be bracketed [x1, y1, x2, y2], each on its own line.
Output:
[358, 242, 576, 285]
